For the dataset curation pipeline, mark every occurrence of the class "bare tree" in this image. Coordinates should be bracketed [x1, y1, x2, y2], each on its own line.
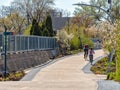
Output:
[0, 12, 26, 34]
[11, 0, 55, 24]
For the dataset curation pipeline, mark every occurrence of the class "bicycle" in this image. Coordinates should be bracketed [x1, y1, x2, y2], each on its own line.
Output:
[84, 53, 88, 61]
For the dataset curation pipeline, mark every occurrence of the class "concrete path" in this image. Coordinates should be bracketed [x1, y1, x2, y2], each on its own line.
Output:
[0, 49, 106, 90]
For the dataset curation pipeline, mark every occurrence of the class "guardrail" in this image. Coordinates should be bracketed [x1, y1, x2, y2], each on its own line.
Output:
[0, 34, 57, 53]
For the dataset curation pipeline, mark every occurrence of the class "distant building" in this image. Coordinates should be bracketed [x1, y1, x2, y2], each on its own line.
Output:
[50, 10, 71, 32]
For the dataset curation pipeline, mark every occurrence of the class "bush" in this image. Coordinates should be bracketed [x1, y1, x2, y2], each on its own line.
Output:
[115, 50, 120, 81]
[91, 57, 116, 75]
[70, 36, 80, 50]
[0, 70, 25, 81]
[107, 72, 116, 80]
[24, 24, 32, 35]
[82, 38, 94, 48]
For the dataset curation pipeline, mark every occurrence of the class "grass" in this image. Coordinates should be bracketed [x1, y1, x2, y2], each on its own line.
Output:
[91, 57, 116, 75]
[0, 70, 25, 81]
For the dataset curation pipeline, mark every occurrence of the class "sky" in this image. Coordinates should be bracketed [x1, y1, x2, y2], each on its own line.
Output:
[0, 0, 90, 16]
[55, 0, 90, 16]
[0, 0, 13, 6]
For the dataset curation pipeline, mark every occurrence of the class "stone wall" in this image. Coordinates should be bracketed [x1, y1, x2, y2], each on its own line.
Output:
[0, 50, 57, 72]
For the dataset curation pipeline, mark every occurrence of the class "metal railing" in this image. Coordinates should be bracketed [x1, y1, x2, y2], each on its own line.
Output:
[0, 34, 57, 53]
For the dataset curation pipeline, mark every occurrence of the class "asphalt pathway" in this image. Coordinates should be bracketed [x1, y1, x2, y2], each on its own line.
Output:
[0, 49, 118, 90]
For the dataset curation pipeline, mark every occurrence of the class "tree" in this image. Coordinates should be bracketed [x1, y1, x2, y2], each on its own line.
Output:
[56, 29, 74, 54]
[43, 27, 49, 36]
[74, 0, 120, 22]
[115, 21, 120, 81]
[45, 14, 53, 36]
[0, 12, 26, 34]
[112, 0, 120, 20]
[0, 6, 26, 34]
[74, 0, 106, 21]
[25, 14, 54, 36]
[30, 19, 36, 35]
[30, 18, 42, 36]
[9, 13, 26, 34]
[11, 0, 55, 25]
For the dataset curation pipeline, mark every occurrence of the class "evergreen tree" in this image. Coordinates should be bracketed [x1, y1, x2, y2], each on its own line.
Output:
[41, 21, 46, 32]
[33, 22, 40, 36]
[43, 28, 49, 36]
[30, 18, 42, 36]
[30, 19, 36, 35]
[39, 26, 43, 36]
[30, 14, 54, 37]
[45, 14, 54, 37]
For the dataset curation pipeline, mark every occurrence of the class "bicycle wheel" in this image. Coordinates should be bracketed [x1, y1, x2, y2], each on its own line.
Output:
[84, 54, 88, 60]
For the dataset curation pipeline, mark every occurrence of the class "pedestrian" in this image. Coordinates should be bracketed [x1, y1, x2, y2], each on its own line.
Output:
[89, 48, 95, 65]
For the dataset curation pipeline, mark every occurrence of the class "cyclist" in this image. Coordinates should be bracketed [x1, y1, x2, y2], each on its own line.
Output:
[83, 44, 89, 58]
[89, 48, 95, 65]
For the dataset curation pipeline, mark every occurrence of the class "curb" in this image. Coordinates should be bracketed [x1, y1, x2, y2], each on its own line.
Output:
[82, 55, 107, 74]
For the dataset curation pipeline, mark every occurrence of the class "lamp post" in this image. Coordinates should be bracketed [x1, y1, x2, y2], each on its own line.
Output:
[3, 25, 7, 79]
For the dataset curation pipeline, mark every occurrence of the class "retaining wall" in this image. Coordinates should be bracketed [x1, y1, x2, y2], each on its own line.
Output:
[0, 50, 57, 72]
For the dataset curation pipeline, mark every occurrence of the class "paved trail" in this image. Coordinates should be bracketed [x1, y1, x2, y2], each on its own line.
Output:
[0, 50, 106, 90]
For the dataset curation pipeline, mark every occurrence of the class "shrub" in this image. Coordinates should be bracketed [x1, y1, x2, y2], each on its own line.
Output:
[82, 38, 94, 48]
[91, 57, 116, 75]
[0, 70, 25, 81]
[70, 36, 80, 50]
[24, 24, 32, 35]
[107, 72, 116, 80]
